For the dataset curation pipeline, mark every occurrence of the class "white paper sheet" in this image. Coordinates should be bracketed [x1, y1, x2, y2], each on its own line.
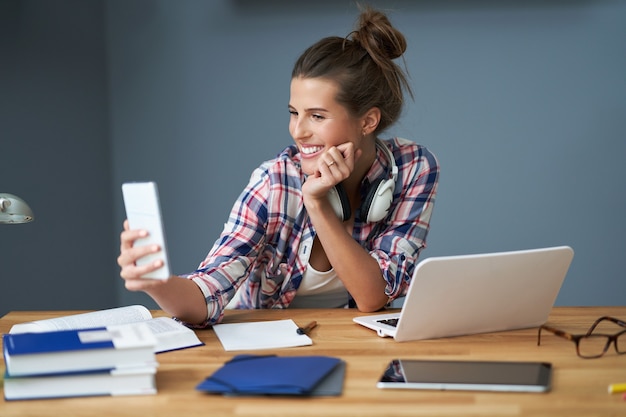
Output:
[213, 319, 313, 351]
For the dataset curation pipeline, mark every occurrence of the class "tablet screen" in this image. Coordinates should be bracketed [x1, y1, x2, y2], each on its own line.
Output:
[377, 359, 551, 392]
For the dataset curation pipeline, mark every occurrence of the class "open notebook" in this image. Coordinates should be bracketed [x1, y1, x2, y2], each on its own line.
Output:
[353, 246, 574, 342]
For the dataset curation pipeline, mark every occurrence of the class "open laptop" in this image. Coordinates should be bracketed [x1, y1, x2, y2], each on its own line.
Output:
[353, 246, 574, 342]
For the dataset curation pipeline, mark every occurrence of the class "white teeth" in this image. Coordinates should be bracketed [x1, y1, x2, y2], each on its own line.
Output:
[301, 146, 324, 155]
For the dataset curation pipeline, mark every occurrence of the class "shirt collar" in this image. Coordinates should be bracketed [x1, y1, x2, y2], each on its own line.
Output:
[362, 142, 390, 187]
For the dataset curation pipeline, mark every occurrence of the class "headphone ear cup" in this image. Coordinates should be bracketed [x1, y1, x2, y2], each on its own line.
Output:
[327, 183, 351, 221]
[360, 178, 394, 223]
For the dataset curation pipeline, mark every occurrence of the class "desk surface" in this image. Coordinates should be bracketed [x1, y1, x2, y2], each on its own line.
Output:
[1, 307, 625, 416]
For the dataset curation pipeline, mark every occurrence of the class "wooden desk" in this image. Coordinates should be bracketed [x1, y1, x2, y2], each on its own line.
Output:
[1, 307, 625, 416]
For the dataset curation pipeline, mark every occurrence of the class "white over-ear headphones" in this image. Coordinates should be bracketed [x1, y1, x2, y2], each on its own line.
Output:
[328, 140, 398, 223]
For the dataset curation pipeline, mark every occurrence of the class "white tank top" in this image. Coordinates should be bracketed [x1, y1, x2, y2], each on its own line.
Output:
[290, 263, 349, 308]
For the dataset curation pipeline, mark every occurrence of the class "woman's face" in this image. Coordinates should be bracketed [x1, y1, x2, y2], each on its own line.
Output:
[288, 77, 364, 176]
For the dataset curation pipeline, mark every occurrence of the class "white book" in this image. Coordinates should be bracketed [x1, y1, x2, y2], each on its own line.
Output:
[9, 305, 203, 354]
[4, 366, 157, 400]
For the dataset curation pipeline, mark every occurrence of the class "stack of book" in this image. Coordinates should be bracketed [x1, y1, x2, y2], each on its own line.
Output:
[2, 322, 159, 400]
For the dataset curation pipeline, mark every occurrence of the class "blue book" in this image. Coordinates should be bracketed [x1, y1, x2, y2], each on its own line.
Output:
[3, 323, 157, 377]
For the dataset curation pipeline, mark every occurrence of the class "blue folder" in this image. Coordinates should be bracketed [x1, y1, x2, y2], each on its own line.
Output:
[196, 355, 345, 396]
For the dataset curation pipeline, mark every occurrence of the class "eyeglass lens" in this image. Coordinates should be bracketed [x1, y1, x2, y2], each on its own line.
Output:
[578, 332, 626, 358]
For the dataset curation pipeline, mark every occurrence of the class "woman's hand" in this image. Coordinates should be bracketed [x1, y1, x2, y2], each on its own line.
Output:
[117, 220, 209, 324]
[117, 220, 169, 291]
[302, 142, 361, 201]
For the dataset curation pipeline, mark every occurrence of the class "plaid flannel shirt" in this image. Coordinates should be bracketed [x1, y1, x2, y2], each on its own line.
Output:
[184, 137, 439, 326]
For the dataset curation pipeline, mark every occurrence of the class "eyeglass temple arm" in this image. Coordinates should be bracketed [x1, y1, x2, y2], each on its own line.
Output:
[585, 316, 626, 336]
[537, 324, 575, 346]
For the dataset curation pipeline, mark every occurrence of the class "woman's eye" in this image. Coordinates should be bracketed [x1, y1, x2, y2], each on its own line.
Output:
[312, 114, 325, 121]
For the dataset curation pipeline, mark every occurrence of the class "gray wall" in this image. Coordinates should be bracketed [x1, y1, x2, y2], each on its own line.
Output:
[0, 0, 116, 316]
[2, 0, 624, 315]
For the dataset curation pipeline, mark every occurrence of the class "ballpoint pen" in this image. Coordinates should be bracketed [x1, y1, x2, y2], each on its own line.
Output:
[296, 321, 318, 335]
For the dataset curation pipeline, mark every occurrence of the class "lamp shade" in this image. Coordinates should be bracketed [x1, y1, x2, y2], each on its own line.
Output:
[0, 193, 34, 224]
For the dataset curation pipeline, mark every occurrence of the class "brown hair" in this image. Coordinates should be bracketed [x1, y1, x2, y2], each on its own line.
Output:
[291, 5, 412, 133]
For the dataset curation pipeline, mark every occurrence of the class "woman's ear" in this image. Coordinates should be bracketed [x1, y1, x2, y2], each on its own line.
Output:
[361, 107, 381, 135]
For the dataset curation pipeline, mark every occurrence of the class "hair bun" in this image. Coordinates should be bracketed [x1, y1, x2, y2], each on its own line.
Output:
[352, 7, 407, 62]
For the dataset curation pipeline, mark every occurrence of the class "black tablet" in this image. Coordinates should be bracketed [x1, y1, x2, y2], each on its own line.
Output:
[377, 359, 552, 393]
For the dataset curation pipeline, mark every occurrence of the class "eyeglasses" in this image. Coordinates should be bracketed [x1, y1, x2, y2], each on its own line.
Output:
[537, 316, 626, 359]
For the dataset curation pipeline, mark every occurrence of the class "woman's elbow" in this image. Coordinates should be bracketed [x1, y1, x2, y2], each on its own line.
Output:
[354, 296, 389, 313]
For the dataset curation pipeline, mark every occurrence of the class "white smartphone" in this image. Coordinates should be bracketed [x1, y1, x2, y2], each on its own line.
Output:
[377, 359, 552, 393]
[121, 182, 171, 280]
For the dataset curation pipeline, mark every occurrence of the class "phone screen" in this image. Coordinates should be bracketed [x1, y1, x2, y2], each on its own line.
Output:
[377, 359, 552, 392]
[122, 182, 171, 280]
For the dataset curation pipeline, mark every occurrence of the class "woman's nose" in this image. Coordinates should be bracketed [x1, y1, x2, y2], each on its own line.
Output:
[291, 118, 310, 139]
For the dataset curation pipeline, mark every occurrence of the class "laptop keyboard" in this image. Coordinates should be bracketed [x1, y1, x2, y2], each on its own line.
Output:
[377, 318, 399, 327]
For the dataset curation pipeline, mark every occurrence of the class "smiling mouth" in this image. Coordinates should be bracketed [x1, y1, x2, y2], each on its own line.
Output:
[300, 145, 324, 156]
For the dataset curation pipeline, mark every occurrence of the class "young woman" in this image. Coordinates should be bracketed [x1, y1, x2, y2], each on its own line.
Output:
[118, 6, 439, 327]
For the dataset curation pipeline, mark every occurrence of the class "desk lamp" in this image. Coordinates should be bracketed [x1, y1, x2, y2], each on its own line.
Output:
[0, 193, 34, 224]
